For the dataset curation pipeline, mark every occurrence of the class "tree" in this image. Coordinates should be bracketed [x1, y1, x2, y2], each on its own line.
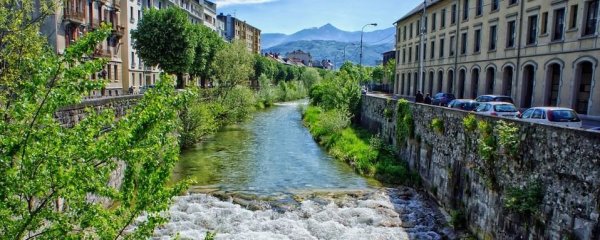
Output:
[275, 64, 288, 82]
[132, 7, 195, 89]
[371, 65, 384, 84]
[190, 24, 224, 88]
[212, 40, 255, 95]
[300, 68, 322, 89]
[0, 3, 185, 238]
[254, 55, 277, 82]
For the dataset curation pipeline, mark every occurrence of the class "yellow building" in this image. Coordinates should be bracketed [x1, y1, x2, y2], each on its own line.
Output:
[394, 0, 600, 117]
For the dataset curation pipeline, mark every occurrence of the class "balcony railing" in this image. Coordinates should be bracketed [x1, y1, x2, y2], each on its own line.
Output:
[112, 25, 125, 37]
[94, 48, 112, 58]
[63, 7, 85, 24]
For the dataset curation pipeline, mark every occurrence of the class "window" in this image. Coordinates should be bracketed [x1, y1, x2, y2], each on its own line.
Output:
[402, 49, 406, 63]
[583, 0, 599, 36]
[553, 8, 566, 41]
[527, 15, 538, 45]
[403, 25, 407, 40]
[507, 20, 516, 48]
[441, 9, 446, 28]
[491, 0, 499, 11]
[430, 41, 435, 59]
[439, 38, 445, 58]
[415, 45, 419, 62]
[489, 25, 497, 50]
[463, 0, 469, 20]
[509, 0, 517, 5]
[114, 65, 118, 80]
[474, 29, 481, 52]
[451, 4, 457, 24]
[409, 47, 412, 62]
[432, 13, 437, 31]
[107, 65, 111, 79]
[570, 5, 578, 29]
[410, 23, 413, 39]
[541, 12, 548, 34]
[137, 10, 141, 21]
[130, 6, 134, 21]
[476, 0, 483, 16]
[416, 20, 420, 36]
[131, 52, 135, 67]
[461, 32, 467, 54]
[450, 36, 455, 56]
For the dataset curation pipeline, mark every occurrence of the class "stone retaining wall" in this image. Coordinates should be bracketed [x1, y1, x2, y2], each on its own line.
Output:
[55, 95, 142, 127]
[360, 95, 600, 239]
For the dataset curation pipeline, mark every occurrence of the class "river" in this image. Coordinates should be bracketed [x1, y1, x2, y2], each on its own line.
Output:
[155, 101, 454, 239]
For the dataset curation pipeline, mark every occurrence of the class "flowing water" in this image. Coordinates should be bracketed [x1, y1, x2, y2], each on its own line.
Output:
[156, 101, 454, 239]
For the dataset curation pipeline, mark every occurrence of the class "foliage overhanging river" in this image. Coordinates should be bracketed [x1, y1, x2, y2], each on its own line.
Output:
[156, 101, 454, 239]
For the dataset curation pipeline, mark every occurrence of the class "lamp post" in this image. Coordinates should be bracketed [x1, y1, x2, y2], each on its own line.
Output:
[360, 23, 377, 91]
[359, 23, 377, 67]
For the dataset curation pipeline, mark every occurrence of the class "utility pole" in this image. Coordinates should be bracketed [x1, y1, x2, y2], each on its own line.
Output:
[418, 0, 427, 93]
[360, 23, 377, 89]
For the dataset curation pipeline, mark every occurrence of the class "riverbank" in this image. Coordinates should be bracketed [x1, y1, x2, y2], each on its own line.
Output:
[302, 106, 420, 186]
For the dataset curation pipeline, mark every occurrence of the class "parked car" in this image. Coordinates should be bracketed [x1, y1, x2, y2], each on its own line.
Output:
[431, 93, 456, 106]
[589, 127, 600, 132]
[475, 102, 520, 118]
[517, 107, 582, 128]
[448, 99, 479, 111]
[475, 95, 514, 104]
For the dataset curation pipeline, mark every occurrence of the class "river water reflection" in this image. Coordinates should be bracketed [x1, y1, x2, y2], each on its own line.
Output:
[172, 101, 380, 195]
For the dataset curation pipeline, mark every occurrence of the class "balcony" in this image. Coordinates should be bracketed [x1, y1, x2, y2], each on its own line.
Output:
[112, 25, 125, 37]
[94, 48, 112, 58]
[63, 8, 85, 25]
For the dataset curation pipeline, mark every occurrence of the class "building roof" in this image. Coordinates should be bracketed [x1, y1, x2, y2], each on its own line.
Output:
[395, 0, 441, 24]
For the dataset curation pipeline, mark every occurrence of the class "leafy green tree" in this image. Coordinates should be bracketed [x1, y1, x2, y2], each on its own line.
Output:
[0, 11, 186, 238]
[286, 66, 300, 81]
[212, 40, 255, 95]
[371, 65, 384, 84]
[190, 24, 224, 88]
[276, 64, 288, 82]
[132, 7, 195, 89]
[300, 68, 322, 89]
[254, 55, 277, 81]
[339, 61, 360, 81]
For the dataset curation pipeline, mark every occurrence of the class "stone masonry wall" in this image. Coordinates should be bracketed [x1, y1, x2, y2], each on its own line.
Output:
[55, 95, 142, 127]
[360, 95, 600, 239]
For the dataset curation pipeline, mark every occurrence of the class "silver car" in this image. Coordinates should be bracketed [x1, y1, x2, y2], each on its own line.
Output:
[517, 107, 582, 128]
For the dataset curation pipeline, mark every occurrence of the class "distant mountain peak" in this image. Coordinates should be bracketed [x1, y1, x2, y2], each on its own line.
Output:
[319, 23, 337, 30]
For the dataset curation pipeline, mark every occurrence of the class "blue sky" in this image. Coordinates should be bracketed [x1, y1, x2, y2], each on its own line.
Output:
[214, 0, 420, 34]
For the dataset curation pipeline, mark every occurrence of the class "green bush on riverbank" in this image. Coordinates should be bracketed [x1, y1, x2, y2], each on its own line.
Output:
[303, 106, 419, 185]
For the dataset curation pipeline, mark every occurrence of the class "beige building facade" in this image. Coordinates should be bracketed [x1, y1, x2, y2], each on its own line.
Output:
[42, 0, 127, 97]
[394, 0, 600, 117]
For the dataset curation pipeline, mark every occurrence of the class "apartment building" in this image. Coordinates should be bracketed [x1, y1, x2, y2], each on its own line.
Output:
[218, 13, 262, 54]
[42, 0, 127, 96]
[203, 0, 217, 31]
[122, 0, 205, 93]
[394, 0, 600, 117]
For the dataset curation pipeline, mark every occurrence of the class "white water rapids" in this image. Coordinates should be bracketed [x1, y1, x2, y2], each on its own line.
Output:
[152, 188, 452, 240]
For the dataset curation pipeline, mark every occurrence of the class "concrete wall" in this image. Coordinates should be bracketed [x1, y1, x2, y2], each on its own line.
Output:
[360, 95, 600, 239]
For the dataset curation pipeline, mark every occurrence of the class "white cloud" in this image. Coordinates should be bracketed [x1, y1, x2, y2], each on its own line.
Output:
[214, 0, 277, 7]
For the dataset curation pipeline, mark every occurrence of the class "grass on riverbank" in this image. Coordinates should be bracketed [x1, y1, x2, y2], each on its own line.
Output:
[303, 106, 420, 185]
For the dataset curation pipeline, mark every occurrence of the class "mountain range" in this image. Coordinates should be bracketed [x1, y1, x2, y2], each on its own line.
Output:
[262, 24, 396, 49]
[262, 24, 396, 67]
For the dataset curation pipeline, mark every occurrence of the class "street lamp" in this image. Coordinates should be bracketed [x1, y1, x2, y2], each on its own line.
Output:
[360, 23, 377, 91]
[359, 23, 377, 67]
[342, 43, 356, 63]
